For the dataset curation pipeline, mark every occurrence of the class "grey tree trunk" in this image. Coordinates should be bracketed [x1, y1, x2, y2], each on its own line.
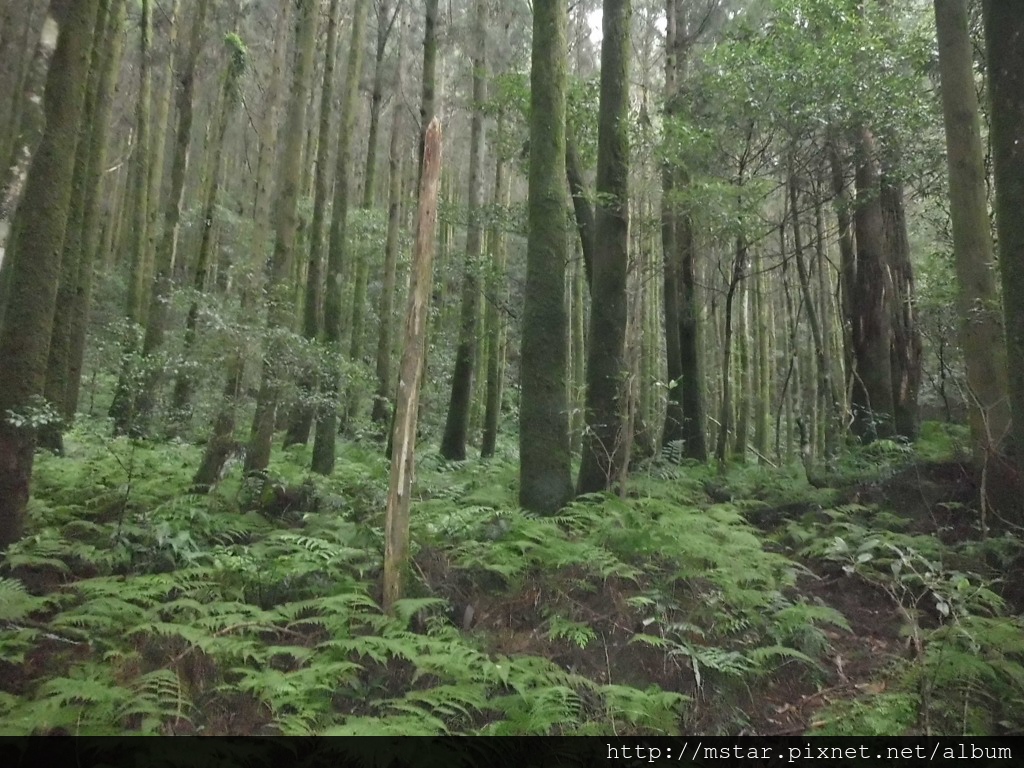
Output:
[935, 0, 1011, 458]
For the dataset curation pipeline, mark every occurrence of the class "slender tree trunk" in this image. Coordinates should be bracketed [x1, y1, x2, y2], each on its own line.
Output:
[519, 0, 574, 513]
[169, 39, 246, 425]
[285, 0, 343, 447]
[245, 0, 318, 473]
[440, 0, 487, 460]
[935, 0, 1011, 458]
[108, 0, 153, 436]
[790, 170, 840, 462]
[371, 14, 408, 428]
[345, 0, 401, 429]
[0, 0, 100, 549]
[578, 0, 631, 494]
[134, 0, 208, 430]
[383, 117, 441, 615]
[311, 0, 372, 475]
[481, 124, 509, 458]
[65, 0, 128, 418]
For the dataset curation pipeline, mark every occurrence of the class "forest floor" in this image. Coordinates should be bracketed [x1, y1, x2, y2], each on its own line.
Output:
[1, 420, 1022, 736]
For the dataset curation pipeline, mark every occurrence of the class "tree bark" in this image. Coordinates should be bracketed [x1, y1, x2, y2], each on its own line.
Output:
[936, 0, 1011, 458]
[383, 117, 441, 614]
[284, 0, 343, 447]
[850, 127, 895, 442]
[311, 0, 372, 474]
[245, 0, 318, 472]
[578, 0, 632, 494]
[519, 0, 574, 514]
[983, 1, 1024, 462]
[440, 0, 487, 460]
[0, 0, 100, 549]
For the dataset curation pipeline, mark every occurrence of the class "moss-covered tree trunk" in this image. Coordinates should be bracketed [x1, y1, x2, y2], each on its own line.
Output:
[0, 7, 59, 276]
[310, 0, 371, 475]
[39, 0, 110, 453]
[578, 0, 631, 494]
[935, 0, 1011, 458]
[245, 0, 318, 473]
[0, 0, 100, 549]
[440, 0, 487, 461]
[519, 0, 574, 514]
[983, 1, 1024, 462]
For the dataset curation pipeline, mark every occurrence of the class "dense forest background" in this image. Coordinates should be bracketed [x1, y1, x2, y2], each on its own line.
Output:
[0, 0, 1023, 737]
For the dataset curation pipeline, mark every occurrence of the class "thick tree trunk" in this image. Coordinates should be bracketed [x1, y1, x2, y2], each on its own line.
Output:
[983, 2, 1024, 462]
[882, 174, 922, 441]
[440, 0, 487, 461]
[578, 0, 632, 494]
[0, 0, 100, 549]
[0, 8, 58, 280]
[850, 128, 895, 442]
[936, 0, 1011, 458]
[39, 0, 110, 453]
[519, 0, 574, 514]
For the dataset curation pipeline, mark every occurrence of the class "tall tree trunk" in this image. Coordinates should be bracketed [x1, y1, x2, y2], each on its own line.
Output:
[109, 0, 153, 436]
[285, 0, 343, 447]
[519, 0, 574, 513]
[850, 128, 895, 442]
[383, 117, 441, 614]
[440, 0, 487, 460]
[983, 2, 1024, 463]
[371, 11, 408, 428]
[578, 0, 631, 494]
[169, 37, 246, 425]
[134, 0, 208, 430]
[935, 0, 1011, 458]
[65, 0, 128, 419]
[345, 0, 401, 428]
[311, 0, 372, 475]
[0, 0, 100, 550]
[245, 0, 319, 473]
[39, 0, 110, 453]
[481, 121, 509, 458]
[790, 170, 840, 463]
[0, 7, 59, 275]
[882, 173, 922, 440]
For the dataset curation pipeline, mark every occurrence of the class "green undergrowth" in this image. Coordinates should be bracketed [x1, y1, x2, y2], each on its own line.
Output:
[1, 419, 1017, 736]
[1, 420, 846, 736]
